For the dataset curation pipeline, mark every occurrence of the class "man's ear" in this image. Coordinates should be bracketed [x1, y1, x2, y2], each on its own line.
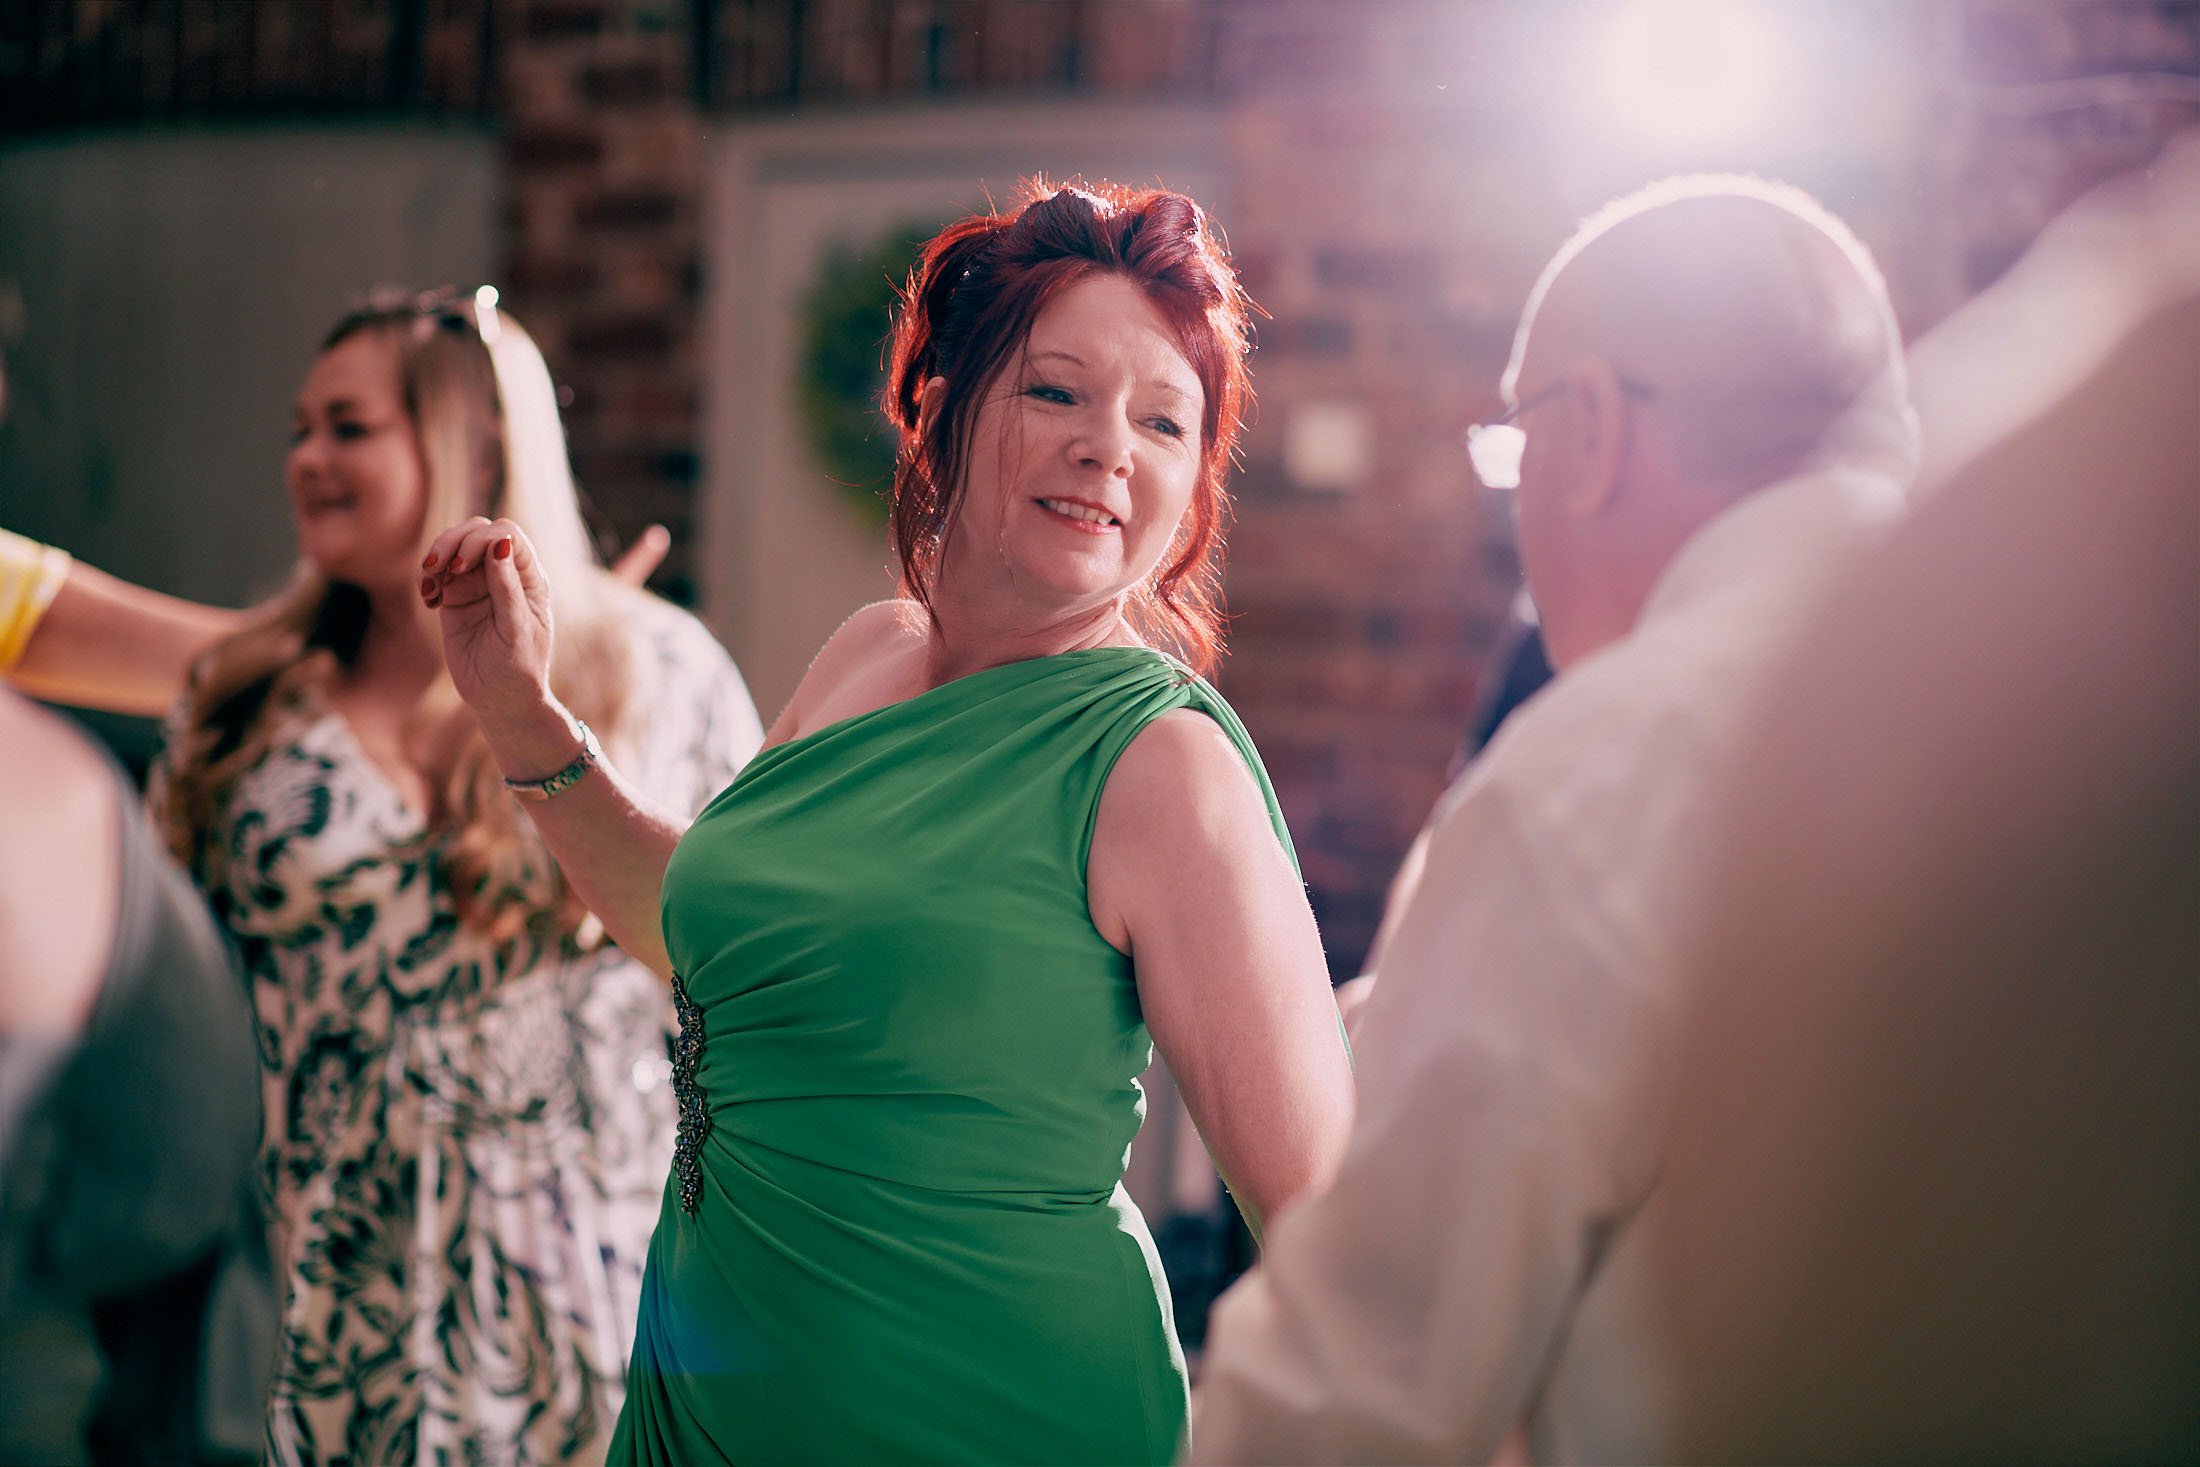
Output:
[1563, 358, 1631, 517]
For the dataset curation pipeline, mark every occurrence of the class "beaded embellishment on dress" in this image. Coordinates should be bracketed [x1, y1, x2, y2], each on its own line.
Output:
[670, 971, 711, 1216]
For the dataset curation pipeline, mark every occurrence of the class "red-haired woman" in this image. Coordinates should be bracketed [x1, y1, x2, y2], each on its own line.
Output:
[422, 183, 1354, 1463]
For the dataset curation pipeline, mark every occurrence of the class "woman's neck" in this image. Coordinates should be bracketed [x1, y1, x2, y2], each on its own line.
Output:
[919, 594, 1135, 688]
[343, 583, 447, 701]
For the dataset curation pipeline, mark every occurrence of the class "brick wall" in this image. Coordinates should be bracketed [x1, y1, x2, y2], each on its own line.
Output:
[499, 0, 710, 600]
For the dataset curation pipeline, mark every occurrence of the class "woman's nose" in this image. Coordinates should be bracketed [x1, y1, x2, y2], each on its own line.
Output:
[1070, 409, 1134, 477]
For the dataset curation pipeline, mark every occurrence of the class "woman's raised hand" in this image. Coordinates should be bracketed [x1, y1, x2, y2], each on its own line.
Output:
[420, 517, 555, 720]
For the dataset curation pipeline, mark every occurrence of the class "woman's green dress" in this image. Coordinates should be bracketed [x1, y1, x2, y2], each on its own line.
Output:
[609, 647, 1295, 1465]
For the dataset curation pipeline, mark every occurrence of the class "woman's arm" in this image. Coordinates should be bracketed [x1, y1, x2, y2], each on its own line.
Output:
[7, 556, 241, 716]
[422, 517, 687, 974]
[1088, 710, 1355, 1240]
[459, 694, 689, 976]
[5, 526, 668, 718]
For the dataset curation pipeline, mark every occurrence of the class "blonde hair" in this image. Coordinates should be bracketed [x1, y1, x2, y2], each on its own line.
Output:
[160, 289, 636, 942]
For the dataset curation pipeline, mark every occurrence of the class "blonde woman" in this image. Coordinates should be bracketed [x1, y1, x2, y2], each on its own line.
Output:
[10, 289, 761, 1462]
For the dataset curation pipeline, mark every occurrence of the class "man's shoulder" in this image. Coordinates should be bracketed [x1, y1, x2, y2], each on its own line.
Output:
[1426, 603, 1793, 911]
[1469, 624, 1734, 799]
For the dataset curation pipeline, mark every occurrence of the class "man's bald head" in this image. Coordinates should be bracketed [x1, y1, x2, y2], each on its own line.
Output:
[1508, 176, 1918, 492]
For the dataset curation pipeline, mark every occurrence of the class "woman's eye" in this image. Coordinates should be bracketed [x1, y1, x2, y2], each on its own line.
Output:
[1024, 384, 1073, 405]
[1148, 417, 1186, 440]
[287, 426, 309, 446]
[333, 421, 370, 441]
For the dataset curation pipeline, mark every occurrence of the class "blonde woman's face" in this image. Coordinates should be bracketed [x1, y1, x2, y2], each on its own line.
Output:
[286, 332, 429, 592]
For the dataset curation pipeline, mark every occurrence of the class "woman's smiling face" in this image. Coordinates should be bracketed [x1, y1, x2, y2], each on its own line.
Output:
[285, 331, 431, 593]
[934, 273, 1205, 624]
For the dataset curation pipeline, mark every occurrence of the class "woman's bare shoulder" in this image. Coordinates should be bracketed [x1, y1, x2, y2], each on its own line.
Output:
[1102, 707, 1264, 836]
[766, 600, 928, 745]
[826, 598, 928, 653]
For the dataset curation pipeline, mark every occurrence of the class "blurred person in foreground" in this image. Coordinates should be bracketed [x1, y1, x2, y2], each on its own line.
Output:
[0, 305, 259, 1465]
[0, 692, 260, 1466]
[420, 182, 1354, 1465]
[4, 289, 761, 1462]
[1190, 174, 1921, 1463]
[1649, 127, 2200, 1462]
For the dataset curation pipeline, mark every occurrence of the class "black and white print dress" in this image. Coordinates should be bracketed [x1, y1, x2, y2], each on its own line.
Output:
[152, 597, 761, 1466]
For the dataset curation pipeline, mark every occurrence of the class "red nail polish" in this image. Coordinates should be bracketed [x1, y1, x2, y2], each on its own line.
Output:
[493, 537, 513, 561]
[449, 556, 465, 574]
[422, 550, 438, 569]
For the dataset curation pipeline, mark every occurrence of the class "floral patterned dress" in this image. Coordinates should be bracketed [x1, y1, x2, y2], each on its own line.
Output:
[152, 597, 761, 1466]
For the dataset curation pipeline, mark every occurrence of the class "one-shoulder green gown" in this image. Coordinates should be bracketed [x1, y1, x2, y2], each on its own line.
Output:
[609, 647, 1295, 1465]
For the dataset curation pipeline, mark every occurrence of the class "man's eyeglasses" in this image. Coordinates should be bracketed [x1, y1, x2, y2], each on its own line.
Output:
[1465, 375, 1656, 490]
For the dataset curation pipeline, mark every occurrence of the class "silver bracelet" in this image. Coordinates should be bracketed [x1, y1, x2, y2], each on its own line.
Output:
[503, 720, 600, 802]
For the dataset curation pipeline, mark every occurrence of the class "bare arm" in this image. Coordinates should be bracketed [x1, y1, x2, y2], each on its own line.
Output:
[1087, 710, 1354, 1239]
[7, 525, 667, 718]
[464, 696, 689, 976]
[8, 559, 242, 716]
[422, 517, 689, 975]
[1191, 786, 1652, 1464]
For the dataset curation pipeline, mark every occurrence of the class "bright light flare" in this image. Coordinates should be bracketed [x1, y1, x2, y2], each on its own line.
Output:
[474, 283, 503, 344]
[1593, 0, 1787, 149]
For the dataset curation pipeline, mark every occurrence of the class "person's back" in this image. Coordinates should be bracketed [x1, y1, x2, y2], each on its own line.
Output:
[0, 692, 260, 1463]
[1650, 132, 2200, 1463]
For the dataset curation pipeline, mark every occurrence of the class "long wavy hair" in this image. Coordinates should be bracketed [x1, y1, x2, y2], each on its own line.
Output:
[158, 289, 636, 943]
[882, 181, 1257, 673]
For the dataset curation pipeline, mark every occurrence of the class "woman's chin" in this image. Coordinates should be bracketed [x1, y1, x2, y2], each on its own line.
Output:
[1008, 546, 1142, 601]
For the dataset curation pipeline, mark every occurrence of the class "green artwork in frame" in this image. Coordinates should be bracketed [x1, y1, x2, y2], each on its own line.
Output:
[796, 220, 941, 530]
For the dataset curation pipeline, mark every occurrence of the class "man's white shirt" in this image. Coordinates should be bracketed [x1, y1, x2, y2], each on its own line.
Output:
[1189, 466, 1907, 1464]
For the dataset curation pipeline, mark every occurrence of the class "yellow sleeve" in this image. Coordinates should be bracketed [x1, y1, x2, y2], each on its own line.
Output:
[0, 528, 72, 672]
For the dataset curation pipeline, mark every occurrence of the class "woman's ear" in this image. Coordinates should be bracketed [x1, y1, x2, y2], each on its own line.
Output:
[916, 376, 948, 440]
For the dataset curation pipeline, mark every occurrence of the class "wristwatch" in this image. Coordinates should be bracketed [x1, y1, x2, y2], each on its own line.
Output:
[503, 720, 600, 801]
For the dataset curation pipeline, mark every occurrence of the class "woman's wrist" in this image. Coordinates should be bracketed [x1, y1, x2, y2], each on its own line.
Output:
[478, 696, 589, 786]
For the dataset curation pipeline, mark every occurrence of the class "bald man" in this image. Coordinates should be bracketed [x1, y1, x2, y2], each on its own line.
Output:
[1187, 177, 1920, 1464]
